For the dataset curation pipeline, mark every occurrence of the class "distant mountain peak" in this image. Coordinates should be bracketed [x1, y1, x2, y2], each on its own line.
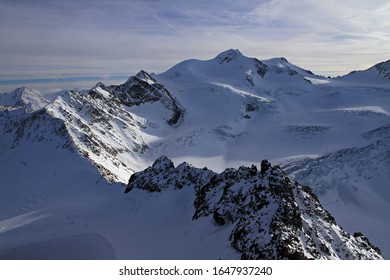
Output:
[280, 57, 288, 63]
[94, 81, 107, 89]
[340, 59, 390, 82]
[374, 59, 390, 79]
[134, 70, 157, 84]
[216, 49, 243, 64]
[125, 70, 155, 85]
[0, 87, 48, 113]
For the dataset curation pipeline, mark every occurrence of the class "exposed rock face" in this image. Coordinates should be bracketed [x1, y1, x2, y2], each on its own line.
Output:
[375, 59, 390, 79]
[1, 71, 183, 183]
[126, 156, 383, 260]
[254, 58, 269, 78]
[1, 109, 73, 150]
[216, 49, 243, 64]
[106, 70, 183, 126]
[0, 88, 72, 150]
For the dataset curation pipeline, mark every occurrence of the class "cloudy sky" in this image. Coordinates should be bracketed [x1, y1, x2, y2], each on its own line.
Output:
[1, 0, 389, 91]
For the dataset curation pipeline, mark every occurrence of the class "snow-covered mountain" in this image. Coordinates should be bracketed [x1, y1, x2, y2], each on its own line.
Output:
[0, 49, 389, 259]
[0, 87, 48, 113]
[159, 49, 319, 87]
[126, 156, 382, 260]
[281, 135, 390, 257]
[1, 71, 183, 182]
[338, 59, 390, 85]
[375, 60, 390, 79]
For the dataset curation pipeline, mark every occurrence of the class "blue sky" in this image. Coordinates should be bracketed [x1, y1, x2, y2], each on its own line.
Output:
[1, 0, 389, 91]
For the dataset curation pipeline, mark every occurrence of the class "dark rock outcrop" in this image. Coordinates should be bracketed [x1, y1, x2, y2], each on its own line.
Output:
[125, 156, 383, 260]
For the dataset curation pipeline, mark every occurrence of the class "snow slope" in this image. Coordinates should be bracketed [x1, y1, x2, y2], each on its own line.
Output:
[150, 50, 389, 174]
[0, 141, 242, 259]
[282, 136, 390, 257]
[126, 156, 382, 259]
[0, 87, 48, 113]
[1, 72, 184, 183]
[338, 59, 390, 86]
[0, 49, 389, 259]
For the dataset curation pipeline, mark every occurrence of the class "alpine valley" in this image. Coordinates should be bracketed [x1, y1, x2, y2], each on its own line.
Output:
[0, 49, 389, 259]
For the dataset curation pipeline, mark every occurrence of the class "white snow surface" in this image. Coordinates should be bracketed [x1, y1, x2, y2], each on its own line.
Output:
[0, 87, 48, 113]
[0, 142, 237, 259]
[0, 49, 389, 259]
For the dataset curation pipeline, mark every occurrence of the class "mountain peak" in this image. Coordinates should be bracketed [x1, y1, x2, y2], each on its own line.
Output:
[13, 87, 41, 100]
[0, 87, 48, 113]
[134, 70, 157, 84]
[151, 155, 174, 170]
[374, 59, 390, 79]
[125, 156, 383, 260]
[215, 49, 243, 64]
[340, 58, 390, 82]
[124, 70, 157, 86]
[280, 57, 288, 62]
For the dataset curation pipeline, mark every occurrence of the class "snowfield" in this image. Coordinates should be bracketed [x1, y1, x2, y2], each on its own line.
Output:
[0, 49, 389, 259]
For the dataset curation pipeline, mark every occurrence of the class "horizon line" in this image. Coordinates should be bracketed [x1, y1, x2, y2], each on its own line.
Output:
[0, 75, 131, 86]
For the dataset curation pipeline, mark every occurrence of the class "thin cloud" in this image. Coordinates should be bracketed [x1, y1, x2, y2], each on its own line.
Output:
[0, 0, 389, 90]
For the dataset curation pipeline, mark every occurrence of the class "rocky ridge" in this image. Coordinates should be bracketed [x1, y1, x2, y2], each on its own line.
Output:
[125, 156, 383, 260]
[0, 71, 183, 182]
[375, 59, 390, 79]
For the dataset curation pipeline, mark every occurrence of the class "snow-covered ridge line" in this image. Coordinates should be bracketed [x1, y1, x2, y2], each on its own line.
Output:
[281, 136, 390, 258]
[125, 156, 383, 260]
[1, 70, 185, 183]
[1, 49, 389, 259]
[0, 87, 48, 113]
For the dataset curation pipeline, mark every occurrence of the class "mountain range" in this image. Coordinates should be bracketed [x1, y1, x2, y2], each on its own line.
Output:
[0, 49, 389, 259]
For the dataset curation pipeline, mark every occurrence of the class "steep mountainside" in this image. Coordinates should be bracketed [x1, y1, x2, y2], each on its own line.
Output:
[339, 59, 390, 84]
[281, 135, 390, 257]
[1, 71, 183, 182]
[0, 87, 48, 113]
[374, 60, 390, 79]
[126, 156, 383, 260]
[0, 49, 389, 259]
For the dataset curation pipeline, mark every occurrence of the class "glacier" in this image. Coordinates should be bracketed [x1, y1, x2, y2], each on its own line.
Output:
[0, 49, 389, 259]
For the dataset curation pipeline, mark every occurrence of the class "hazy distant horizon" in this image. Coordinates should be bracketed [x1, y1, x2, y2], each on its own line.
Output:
[1, 0, 389, 93]
[0, 50, 386, 94]
[0, 75, 129, 94]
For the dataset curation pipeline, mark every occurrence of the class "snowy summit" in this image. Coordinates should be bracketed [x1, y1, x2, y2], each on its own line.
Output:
[0, 49, 389, 259]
